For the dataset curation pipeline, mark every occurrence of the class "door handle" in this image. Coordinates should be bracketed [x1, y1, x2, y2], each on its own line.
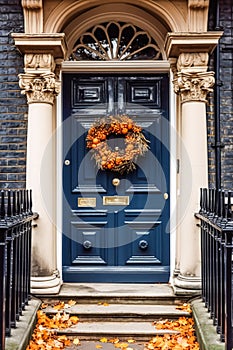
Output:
[64, 159, 70, 166]
[164, 193, 169, 200]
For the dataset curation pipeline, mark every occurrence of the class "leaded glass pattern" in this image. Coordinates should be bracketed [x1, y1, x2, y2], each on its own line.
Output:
[70, 21, 162, 61]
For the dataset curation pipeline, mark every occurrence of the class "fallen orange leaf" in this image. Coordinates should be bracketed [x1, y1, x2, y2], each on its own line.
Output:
[176, 303, 192, 314]
[53, 302, 65, 310]
[114, 342, 129, 348]
[73, 338, 80, 345]
[109, 338, 119, 343]
[100, 337, 108, 343]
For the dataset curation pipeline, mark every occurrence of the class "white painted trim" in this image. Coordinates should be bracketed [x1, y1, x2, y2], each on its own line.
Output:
[62, 60, 170, 73]
[56, 80, 63, 280]
[169, 70, 177, 282]
[58, 60, 176, 282]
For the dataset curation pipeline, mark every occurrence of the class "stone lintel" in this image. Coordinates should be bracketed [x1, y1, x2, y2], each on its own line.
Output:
[11, 33, 68, 61]
[165, 31, 223, 58]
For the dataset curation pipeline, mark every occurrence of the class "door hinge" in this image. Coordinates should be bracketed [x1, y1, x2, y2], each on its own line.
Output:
[177, 159, 180, 174]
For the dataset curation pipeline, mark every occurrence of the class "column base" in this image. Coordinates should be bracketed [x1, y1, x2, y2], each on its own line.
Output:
[173, 274, 201, 297]
[173, 268, 180, 277]
[31, 273, 62, 295]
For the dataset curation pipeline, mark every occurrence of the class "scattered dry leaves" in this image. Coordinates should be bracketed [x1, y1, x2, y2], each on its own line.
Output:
[26, 309, 79, 350]
[98, 302, 110, 306]
[73, 337, 80, 345]
[68, 299, 77, 307]
[109, 338, 120, 344]
[176, 303, 192, 314]
[100, 337, 108, 343]
[53, 301, 65, 310]
[27, 300, 199, 350]
[53, 299, 77, 310]
[144, 316, 199, 350]
[114, 342, 130, 349]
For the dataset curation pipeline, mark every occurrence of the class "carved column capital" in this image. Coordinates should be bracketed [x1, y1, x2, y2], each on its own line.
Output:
[173, 71, 215, 103]
[19, 73, 60, 105]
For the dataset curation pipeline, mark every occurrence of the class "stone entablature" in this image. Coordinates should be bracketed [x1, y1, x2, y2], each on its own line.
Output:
[11, 33, 67, 75]
[12, 34, 67, 105]
[165, 32, 223, 103]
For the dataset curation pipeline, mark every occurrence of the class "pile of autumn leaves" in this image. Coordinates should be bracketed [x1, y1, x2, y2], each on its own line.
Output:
[147, 315, 200, 350]
[26, 300, 80, 349]
[27, 301, 200, 350]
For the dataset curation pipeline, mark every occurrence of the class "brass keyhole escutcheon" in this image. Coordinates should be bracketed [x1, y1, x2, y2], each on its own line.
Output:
[112, 178, 120, 187]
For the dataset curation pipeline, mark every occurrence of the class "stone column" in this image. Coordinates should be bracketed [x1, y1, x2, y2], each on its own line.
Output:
[173, 53, 215, 294]
[19, 71, 61, 294]
[12, 34, 67, 294]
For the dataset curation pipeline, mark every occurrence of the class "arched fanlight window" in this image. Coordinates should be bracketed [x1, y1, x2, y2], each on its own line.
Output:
[70, 21, 162, 61]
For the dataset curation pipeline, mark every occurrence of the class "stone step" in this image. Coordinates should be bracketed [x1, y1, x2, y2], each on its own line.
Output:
[54, 321, 179, 341]
[41, 283, 187, 305]
[43, 303, 190, 322]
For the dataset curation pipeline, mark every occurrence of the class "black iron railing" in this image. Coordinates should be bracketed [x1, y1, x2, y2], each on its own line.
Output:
[0, 189, 38, 350]
[196, 188, 233, 350]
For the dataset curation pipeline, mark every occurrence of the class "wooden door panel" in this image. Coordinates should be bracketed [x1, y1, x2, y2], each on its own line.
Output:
[62, 73, 170, 282]
[71, 117, 108, 193]
[72, 77, 108, 108]
[71, 221, 108, 265]
[122, 221, 162, 265]
[126, 80, 161, 107]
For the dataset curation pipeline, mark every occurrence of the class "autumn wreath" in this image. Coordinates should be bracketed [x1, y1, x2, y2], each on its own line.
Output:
[86, 115, 150, 174]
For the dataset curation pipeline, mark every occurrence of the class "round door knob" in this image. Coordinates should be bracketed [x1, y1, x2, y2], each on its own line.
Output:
[83, 240, 92, 249]
[64, 159, 70, 166]
[139, 240, 148, 250]
[112, 178, 120, 187]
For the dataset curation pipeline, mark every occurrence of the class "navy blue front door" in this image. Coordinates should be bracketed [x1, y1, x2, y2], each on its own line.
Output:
[62, 74, 170, 282]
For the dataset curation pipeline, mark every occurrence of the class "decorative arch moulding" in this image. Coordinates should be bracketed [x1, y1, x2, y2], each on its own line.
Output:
[44, 1, 186, 35]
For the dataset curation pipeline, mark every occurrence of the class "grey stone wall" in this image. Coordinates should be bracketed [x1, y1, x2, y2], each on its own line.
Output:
[208, 0, 233, 190]
[0, 0, 27, 190]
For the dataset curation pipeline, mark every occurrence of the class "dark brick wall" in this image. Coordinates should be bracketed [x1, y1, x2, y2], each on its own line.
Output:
[0, 0, 232, 192]
[0, 0, 27, 190]
[208, 0, 233, 190]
